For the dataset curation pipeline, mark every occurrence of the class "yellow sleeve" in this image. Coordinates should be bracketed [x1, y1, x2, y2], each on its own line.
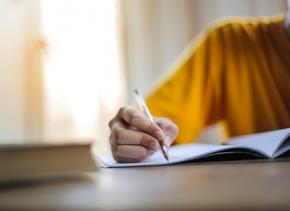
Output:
[146, 25, 225, 144]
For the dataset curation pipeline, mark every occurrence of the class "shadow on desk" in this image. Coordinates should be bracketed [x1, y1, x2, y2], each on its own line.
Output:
[0, 174, 96, 191]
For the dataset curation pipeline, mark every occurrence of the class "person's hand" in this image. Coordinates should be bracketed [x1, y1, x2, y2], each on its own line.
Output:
[109, 106, 179, 163]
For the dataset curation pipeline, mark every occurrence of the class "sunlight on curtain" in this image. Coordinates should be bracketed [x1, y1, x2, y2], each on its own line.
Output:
[41, 0, 125, 145]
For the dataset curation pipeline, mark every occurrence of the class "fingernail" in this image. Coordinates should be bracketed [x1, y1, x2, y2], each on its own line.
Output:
[149, 141, 159, 150]
[153, 130, 164, 141]
[164, 136, 171, 147]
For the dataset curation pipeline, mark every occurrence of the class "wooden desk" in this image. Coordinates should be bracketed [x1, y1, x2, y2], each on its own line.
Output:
[0, 159, 290, 210]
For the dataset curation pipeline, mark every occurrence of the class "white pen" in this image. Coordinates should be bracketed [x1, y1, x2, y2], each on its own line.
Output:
[133, 89, 170, 161]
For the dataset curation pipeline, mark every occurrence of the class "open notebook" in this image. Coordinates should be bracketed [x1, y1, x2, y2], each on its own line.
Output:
[98, 128, 290, 168]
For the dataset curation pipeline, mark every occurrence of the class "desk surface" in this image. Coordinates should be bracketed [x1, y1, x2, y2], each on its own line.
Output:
[0, 159, 290, 210]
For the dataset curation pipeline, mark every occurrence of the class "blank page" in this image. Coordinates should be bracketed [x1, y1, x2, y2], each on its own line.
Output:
[226, 128, 290, 157]
[98, 144, 232, 168]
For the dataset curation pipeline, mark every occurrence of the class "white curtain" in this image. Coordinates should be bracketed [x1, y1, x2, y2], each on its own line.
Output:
[0, 0, 126, 147]
[0, 0, 43, 143]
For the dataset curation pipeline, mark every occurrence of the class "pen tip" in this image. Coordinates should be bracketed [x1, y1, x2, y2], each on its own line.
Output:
[161, 145, 170, 162]
[165, 154, 170, 162]
[133, 89, 139, 95]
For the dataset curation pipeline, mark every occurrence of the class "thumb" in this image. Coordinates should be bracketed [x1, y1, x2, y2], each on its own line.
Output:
[155, 118, 178, 147]
[163, 135, 174, 147]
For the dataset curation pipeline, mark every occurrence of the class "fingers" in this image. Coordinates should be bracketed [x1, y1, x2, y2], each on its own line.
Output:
[108, 106, 179, 163]
[113, 145, 154, 163]
[155, 117, 179, 147]
[109, 119, 160, 162]
[111, 126, 159, 150]
[117, 107, 165, 141]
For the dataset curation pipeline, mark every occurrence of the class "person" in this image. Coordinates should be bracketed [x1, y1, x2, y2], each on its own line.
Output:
[109, 2, 290, 163]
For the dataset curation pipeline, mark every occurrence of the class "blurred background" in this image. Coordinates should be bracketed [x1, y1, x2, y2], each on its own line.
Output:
[0, 0, 287, 147]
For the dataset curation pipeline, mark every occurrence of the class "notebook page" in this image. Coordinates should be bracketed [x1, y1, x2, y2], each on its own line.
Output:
[98, 144, 231, 168]
[226, 128, 290, 157]
[272, 135, 290, 157]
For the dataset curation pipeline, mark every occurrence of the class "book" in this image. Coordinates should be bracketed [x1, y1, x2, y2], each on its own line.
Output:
[0, 141, 98, 183]
[98, 128, 290, 168]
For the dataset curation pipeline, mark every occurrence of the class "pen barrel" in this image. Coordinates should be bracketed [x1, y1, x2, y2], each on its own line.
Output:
[133, 89, 170, 161]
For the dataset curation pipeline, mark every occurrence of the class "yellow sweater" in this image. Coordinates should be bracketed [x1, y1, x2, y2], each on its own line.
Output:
[146, 16, 290, 144]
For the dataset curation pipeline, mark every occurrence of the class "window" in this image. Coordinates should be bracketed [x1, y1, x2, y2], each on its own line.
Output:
[41, 0, 125, 144]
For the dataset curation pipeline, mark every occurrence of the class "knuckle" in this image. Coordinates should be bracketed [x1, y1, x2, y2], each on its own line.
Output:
[140, 134, 151, 146]
[128, 111, 142, 125]
[113, 127, 124, 143]
[111, 125, 120, 134]
[110, 134, 117, 150]
[118, 106, 128, 119]
[140, 134, 148, 146]
[121, 106, 133, 116]
[108, 119, 114, 128]
[119, 106, 126, 115]
[146, 122, 157, 134]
